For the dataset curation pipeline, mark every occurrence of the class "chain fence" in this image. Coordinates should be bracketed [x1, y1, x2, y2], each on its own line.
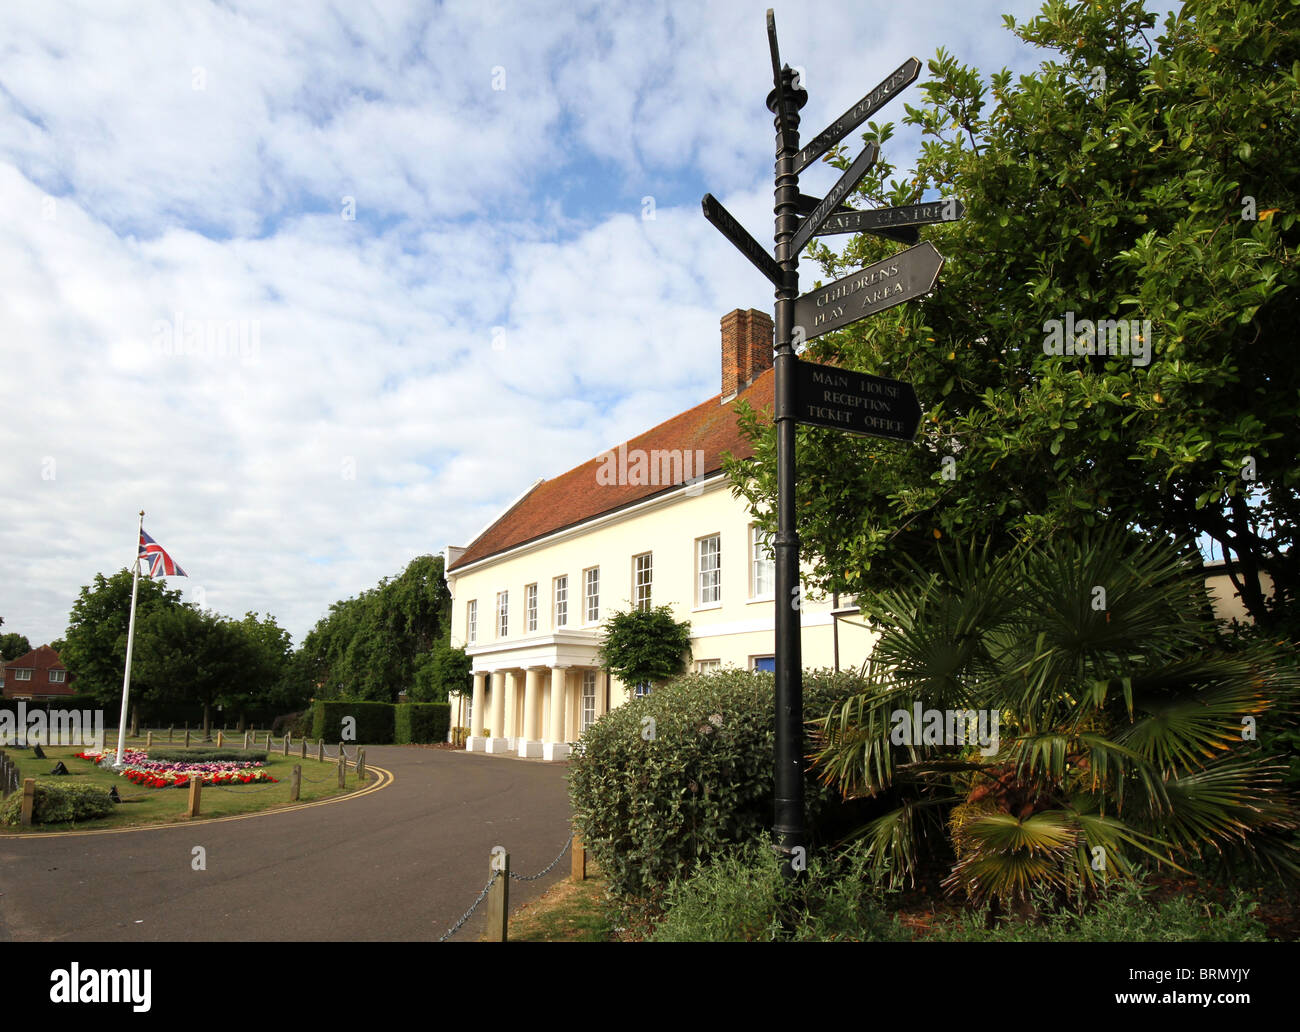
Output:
[509, 833, 574, 882]
[434, 831, 574, 942]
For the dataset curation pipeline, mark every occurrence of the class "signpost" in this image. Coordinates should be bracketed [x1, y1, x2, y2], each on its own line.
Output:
[813, 198, 966, 237]
[794, 361, 921, 441]
[701, 10, 947, 881]
[793, 241, 944, 341]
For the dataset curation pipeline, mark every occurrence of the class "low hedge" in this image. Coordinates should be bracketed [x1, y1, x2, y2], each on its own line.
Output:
[567, 668, 875, 908]
[144, 749, 269, 763]
[310, 701, 395, 744]
[395, 703, 450, 744]
[0, 782, 115, 826]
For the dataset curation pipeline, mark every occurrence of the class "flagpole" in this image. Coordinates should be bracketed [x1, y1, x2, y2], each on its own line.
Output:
[113, 510, 144, 768]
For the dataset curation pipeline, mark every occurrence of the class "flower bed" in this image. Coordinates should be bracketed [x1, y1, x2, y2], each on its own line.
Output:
[76, 749, 278, 788]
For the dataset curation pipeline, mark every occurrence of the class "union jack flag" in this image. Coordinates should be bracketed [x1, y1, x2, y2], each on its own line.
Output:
[139, 529, 187, 578]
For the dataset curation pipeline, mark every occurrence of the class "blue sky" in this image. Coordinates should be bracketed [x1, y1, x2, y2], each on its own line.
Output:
[0, 0, 1183, 648]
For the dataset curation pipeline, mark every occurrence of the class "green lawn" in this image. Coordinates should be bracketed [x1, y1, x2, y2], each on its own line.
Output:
[1, 741, 373, 833]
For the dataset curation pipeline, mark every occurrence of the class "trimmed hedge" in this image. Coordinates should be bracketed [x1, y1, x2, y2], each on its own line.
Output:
[0, 782, 115, 826]
[567, 668, 875, 906]
[145, 749, 269, 763]
[310, 701, 395, 744]
[395, 703, 451, 744]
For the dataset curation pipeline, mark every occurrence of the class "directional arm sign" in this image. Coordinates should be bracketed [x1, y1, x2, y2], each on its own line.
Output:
[793, 241, 944, 341]
[794, 57, 921, 174]
[702, 193, 784, 288]
[813, 198, 965, 237]
[789, 142, 878, 256]
[794, 359, 921, 441]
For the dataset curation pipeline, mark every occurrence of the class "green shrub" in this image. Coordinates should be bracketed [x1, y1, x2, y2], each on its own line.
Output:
[310, 701, 395, 744]
[650, 841, 906, 942]
[0, 782, 115, 826]
[567, 668, 874, 908]
[922, 880, 1270, 942]
[145, 749, 269, 763]
[394, 703, 450, 744]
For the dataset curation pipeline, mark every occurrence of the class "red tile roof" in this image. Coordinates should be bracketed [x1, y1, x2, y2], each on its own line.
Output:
[449, 368, 774, 571]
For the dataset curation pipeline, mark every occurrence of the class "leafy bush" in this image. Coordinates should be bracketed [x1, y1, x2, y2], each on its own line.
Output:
[568, 668, 873, 908]
[1, 782, 115, 826]
[922, 881, 1269, 942]
[310, 701, 395, 744]
[650, 841, 906, 942]
[145, 749, 269, 763]
[395, 703, 451, 744]
[271, 711, 301, 734]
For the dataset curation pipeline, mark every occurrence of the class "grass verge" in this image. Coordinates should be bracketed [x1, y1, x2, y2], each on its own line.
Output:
[0, 742, 370, 833]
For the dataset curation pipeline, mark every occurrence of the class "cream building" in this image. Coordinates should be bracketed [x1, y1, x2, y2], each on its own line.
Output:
[441, 309, 876, 761]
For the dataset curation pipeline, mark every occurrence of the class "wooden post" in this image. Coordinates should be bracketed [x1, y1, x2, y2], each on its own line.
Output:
[20, 778, 36, 827]
[337, 753, 345, 788]
[187, 776, 202, 817]
[299, 739, 306, 760]
[244, 730, 250, 750]
[184, 730, 191, 748]
[146, 731, 153, 749]
[291, 764, 301, 802]
[317, 739, 325, 763]
[282, 734, 290, 756]
[168, 726, 174, 743]
[266, 732, 272, 750]
[485, 849, 509, 942]
[217, 730, 224, 748]
[571, 831, 587, 882]
[130, 709, 138, 738]
[357, 748, 366, 780]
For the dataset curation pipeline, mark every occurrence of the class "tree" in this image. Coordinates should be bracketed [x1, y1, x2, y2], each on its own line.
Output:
[598, 605, 693, 690]
[60, 569, 186, 705]
[0, 632, 32, 661]
[294, 555, 454, 701]
[412, 641, 472, 702]
[726, 0, 1299, 631]
[132, 607, 253, 737]
[230, 611, 299, 720]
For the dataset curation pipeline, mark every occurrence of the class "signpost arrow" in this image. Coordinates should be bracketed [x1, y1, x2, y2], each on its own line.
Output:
[795, 57, 921, 174]
[812, 198, 966, 237]
[702, 193, 783, 288]
[789, 141, 878, 256]
[794, 359, 921, 441]
[793, 240, 944, 341]
[767, 10, 799, 153]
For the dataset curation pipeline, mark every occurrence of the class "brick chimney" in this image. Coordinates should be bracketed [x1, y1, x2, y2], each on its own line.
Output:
[720, 308, 774, 402]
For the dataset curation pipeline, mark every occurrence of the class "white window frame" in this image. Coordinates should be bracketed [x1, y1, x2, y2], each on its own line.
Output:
[696, 534, 721, 607]
[14, 668, 32, 681]
[695, 659, 721, 673]
[633, 552, 653, 611]
[750, 524, 775, 599]
[497, 591, 509, 638]
[581, 670, 597, 732]
[554, 575, 568, 628]
[584, 567, 600, 624]
[467, 600, 477, 645]
[525, 583, 538, 632]
[49, 669, 66, 683]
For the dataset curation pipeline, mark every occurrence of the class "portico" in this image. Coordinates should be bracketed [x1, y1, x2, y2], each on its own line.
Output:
[464, 630, 608, 761]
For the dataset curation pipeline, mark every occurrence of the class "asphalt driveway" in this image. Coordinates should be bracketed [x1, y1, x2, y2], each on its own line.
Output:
[0, 746, 574, 942]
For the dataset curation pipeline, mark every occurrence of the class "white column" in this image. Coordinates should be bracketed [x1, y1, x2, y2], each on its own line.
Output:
[467, 671, 487, 751]
[543, 666, 570, 761]
[503, 670, 519, 746]
[518, 667, 543, 758]
[485, 670, 510, 753]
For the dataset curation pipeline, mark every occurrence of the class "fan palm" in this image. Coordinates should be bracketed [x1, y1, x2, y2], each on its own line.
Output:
[812, 527, 1298, 908]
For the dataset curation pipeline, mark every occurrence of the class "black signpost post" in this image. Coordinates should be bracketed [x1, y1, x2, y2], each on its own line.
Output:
[702, 9, 953, 881]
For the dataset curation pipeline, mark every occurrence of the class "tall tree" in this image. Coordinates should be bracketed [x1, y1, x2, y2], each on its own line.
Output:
[60, 569, 186, 704]
[726, 0, 1298, 631]
[0, 632, 32, 661]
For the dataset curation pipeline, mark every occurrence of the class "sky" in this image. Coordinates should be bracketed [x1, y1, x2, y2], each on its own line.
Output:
[0, 0, 1183, 649]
